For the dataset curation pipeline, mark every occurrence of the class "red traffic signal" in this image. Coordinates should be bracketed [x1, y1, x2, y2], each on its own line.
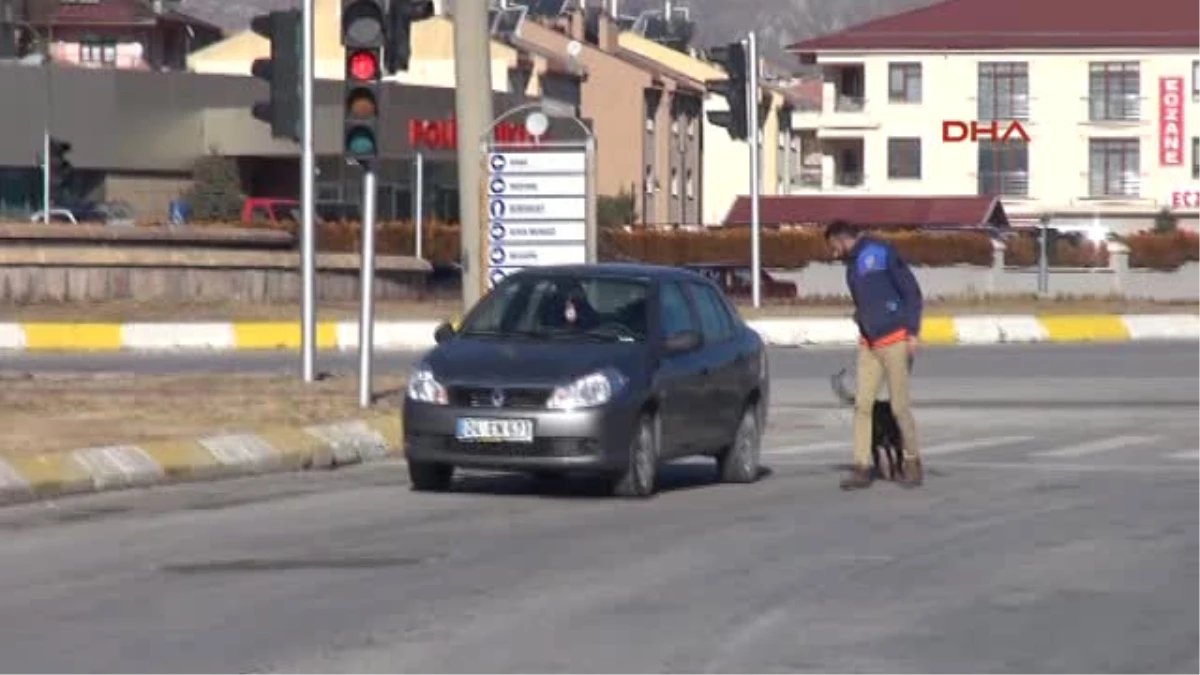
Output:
[348, 49, 380, 81]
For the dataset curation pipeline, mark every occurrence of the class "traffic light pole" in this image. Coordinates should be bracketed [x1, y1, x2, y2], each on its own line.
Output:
[300, 0, 317, 383]
[746, 31, 762, 309]
[41, 129, 50, 223]
[358, 165, 378, 408]
[414, 152, 424, 259]
[452, 0, 493, 309]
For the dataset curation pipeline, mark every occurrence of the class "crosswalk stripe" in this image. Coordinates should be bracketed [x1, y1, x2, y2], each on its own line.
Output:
[763, 439, 849, 455]
[920, 435, 1034, 456]
[1031, 435, 1158, 459]
[1164, 450, 1199, 461]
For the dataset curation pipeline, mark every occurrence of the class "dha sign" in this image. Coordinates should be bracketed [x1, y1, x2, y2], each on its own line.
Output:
[941, 120, 1030, 143]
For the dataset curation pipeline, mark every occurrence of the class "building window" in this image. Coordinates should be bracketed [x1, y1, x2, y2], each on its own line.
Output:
[1192, 137, 1198, 180]
[1089, 62, 1140, 121]
[888, 63, 921, 103]
[670, 168, 679, 197]
[687, 116, 695, 138]
[1193, 60, 1199, 102]
[977, 140, 1028, 197]
[978, 62, 1029, 121]
[686, 169, 694, 199]
[1088, 138, 1140, 198]
[887, 138, 921, 179]
[80, 38, 117, 65]
[644, 165, 654, 195]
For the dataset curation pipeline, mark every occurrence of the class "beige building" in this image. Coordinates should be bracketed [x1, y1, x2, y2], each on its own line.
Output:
[787, 0, 1200, 233]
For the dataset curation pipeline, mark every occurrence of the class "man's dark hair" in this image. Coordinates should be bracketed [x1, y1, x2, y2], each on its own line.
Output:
[824, 219, 858, 241]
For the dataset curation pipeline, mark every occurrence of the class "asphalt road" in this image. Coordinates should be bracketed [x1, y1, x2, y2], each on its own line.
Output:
[0, 343, 1195, 672]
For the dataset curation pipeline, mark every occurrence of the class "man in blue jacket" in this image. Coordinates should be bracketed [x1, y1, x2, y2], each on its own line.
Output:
[825, 220, 924, 489]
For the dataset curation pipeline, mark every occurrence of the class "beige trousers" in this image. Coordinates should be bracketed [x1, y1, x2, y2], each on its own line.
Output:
[853, 341, 920, 468]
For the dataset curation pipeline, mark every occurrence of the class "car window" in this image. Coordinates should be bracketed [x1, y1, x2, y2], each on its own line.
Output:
[689, 282, 734, 343]
[659, 282, 696, 339]
[460, 274, 649, 342]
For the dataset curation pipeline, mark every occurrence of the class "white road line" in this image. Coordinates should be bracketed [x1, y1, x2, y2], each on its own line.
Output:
[763, 439, 850, 455]
[1030, 435, 1158, 459]
[920, 435, 1034, 456]
[1163, 450, 1200, 461]
[763, 457, 1185, 475]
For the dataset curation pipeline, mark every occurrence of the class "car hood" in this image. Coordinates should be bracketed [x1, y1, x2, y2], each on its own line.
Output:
[426, 337, 644, 387]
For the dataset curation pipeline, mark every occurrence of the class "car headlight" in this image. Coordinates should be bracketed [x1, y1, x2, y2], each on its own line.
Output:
[406, 365, 448, 405]
[547, 369, 627, 410]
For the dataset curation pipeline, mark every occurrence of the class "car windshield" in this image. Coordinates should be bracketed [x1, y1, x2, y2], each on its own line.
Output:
[459, 274, 649, 342]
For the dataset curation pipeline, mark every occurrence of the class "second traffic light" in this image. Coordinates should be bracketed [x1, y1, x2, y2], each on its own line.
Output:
[342, 0, 386, 161]
[250, 9, 302, 142]
[705, 41, 749, 141]
[386, 0, 435, 74]
[48, 136, 73, 195]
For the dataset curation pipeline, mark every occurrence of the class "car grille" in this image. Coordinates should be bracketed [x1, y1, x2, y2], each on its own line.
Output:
[448, 386, 552, 409]
[407, 434, 598, 458]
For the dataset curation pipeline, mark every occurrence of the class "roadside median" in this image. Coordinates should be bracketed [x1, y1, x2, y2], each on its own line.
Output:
[0, 372, 404, 506]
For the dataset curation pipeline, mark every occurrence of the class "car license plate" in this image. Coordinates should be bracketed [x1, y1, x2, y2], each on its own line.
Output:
[455, 417, 534, 443]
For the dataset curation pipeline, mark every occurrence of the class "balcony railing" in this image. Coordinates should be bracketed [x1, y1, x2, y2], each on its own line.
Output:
[834, 95, 865, 113]
[835, 171, 864, 187]
[794, 166, 822, 188]
[1088, 174, 1141, 198]
[976, 96, 1030, 121]
[1087, 94, 1142, 122]
[978, 170, 1030, 197]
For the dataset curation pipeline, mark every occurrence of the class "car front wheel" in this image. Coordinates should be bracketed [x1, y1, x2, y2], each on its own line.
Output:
[408, 461, 454, 492]
[611, 415, 658, 498]
[717, 406, 761, 483]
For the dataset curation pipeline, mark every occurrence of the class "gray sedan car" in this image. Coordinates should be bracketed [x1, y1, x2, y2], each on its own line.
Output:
[402, 263, 770, 498]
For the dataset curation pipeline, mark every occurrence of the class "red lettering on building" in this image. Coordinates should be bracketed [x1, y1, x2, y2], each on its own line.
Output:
[1171, 189, 1199, 209]
[408, 118, 536, 150]
[1159, 76, 1184, 166]
[941, 120, 1030, 143]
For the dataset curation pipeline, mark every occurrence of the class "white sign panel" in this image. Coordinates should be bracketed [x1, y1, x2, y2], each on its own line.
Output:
[488, 197, 586, 221]
[488, 175, 586, 197]
[488, 152, 587, 175]
[489, 221, 586, 243]
[488, 244, 586, 268]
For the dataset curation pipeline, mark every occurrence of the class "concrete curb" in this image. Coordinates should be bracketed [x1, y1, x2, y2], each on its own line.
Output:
[0, 414, 403, 507]
[0, 314, 1196, 351]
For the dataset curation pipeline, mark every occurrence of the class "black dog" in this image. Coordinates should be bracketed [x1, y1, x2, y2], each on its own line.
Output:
[831, 368, 904, 481]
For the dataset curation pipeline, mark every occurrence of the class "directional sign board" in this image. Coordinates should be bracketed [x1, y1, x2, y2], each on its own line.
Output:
[485, 149, 589, 290]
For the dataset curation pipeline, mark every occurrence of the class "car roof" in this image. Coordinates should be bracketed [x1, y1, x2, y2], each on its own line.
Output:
[513, 263, 712, 284]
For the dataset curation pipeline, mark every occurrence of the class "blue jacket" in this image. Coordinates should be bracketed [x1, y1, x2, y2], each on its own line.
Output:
[845, 237, 924, 344]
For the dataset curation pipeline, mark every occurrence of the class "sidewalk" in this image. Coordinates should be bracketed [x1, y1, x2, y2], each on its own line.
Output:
[0, 299, 1196, 350]
[0, 371, 403, 506]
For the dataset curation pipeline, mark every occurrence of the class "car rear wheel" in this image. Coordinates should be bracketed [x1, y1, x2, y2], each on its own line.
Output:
[408, 461, 454, 492]
[717, 406, 761, 483]
[611, 415, 658, 498]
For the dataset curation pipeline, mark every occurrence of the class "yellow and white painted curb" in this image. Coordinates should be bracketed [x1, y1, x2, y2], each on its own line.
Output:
[0, 314, 1195, 351]
[0, 414, 402, 506]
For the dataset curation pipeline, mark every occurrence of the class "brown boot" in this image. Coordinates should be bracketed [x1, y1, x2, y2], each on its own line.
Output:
[897, 457, 924, 488]
[839, 465, 874, 491]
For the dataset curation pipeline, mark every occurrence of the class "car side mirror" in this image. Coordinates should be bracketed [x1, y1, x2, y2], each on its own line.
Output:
[433, 321, 457, 345]
[664, 329, 701, 355]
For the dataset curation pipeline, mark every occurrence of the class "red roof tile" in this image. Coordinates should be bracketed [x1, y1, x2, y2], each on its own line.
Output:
[721, 195, 1008, 228]
[788, 0, 1200, 52]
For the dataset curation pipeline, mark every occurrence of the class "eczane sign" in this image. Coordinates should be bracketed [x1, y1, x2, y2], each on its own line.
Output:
[1159, 76, 1185, 166]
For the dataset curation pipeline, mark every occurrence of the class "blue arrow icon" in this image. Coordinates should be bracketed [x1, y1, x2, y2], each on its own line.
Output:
[489, 246, 506, 265]
[489, 178, 507, 194]
[489, 154, 507, 172]
[489, 199, 506, 218]
[489, 222, 506, 241]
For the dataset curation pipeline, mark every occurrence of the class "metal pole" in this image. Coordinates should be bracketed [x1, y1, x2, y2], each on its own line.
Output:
[452, 0, 494, 309]
[414, 152, 424, 259]
[41, 128, 50, 222]
[358, 167, 377, 409]
[300, 0, 317, 383]
[747, 31, 762, 309]
[1037, 216, 1050, 296]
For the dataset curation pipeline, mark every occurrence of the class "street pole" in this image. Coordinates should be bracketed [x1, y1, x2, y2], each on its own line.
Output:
[357, 166, 377, 409]
[414, 152, 424, 259]
[41, 128, 50, 222]
[452, 0, 494, 309]
[1037, 215, 1050, 296]
[300, 0, 317, 383]
[746, 31, 762, 309]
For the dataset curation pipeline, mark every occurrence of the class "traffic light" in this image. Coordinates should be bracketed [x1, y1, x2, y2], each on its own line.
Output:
[342, 0, 387, 162]
[705, 41, 749, 141]
[48, 137, 73, 195]
[250, 9, 302, 142]
[385, 0, 435, 74]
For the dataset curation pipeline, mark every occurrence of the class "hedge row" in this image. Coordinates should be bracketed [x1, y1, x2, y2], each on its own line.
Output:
[234, 220, 1199, 271]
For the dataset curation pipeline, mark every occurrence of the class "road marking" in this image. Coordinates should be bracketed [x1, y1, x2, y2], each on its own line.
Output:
[763, 440, 850, 455]
[1031, 435, 1158, 459]
[920, 435, 1034, 456]
[1164, 450, 1200, 461]
[764, 457, 1186, 475]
